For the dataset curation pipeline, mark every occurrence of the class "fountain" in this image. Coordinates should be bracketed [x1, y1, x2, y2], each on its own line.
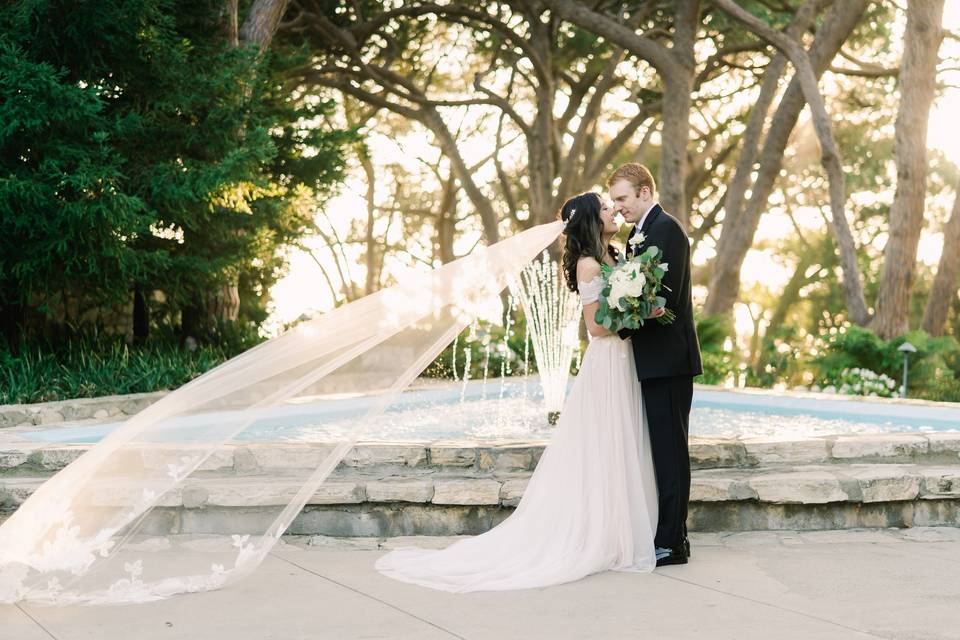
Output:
[508, 251, 582, 425]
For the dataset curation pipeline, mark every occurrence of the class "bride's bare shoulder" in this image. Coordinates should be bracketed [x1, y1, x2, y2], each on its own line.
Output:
[576, 256, 601, 282]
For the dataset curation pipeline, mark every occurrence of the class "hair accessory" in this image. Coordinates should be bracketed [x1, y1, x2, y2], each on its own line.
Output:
[562, 208, 577, 229]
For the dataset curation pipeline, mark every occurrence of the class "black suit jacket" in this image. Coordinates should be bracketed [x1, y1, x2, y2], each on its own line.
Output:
[617, 204, 703, 381]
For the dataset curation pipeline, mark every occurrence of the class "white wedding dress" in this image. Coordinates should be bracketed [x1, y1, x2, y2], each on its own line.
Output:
[374, 275, 659, 592]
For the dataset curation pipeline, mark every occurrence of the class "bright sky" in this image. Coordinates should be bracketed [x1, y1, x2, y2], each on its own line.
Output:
[265, 5, 960, 339]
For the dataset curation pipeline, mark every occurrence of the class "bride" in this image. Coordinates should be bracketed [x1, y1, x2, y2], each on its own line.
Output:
[0, 191, 659, 605]
[374, 192, 663, 592]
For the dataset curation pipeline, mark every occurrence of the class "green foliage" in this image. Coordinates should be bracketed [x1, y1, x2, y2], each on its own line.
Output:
[699, 350, 736, 386]
[422, 312, 541, 380]
[916, 374, 960, 403]
[811, 325, 960, 399]
[690, 313, 735, 384]
[0, 0, 353, 345]
[695, 313, 734, 353]
[0, 33, 157, 311]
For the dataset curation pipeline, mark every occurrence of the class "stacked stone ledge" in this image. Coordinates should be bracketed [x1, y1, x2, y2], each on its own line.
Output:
[2, 431, 960, 534]
[0, 391, 166, 428]
[3, 393, 960, 534]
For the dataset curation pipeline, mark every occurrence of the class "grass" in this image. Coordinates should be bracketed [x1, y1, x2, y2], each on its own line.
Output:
[1, 339, 238, 405]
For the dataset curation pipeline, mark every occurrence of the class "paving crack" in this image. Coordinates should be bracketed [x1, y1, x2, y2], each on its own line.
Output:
[15, 604, 59, 640]
[269, 551, 467, 640]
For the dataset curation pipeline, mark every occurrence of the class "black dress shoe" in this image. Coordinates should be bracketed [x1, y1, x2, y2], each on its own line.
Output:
[655, 551, 688, 567]
[655, 537, 691, 567]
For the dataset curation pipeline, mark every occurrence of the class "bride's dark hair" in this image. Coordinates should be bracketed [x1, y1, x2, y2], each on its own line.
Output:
[558, 192, 620, 293]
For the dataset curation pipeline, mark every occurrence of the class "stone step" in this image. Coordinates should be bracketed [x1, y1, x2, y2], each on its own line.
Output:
[3, 464, 958, 512]
[3, 432, 960, 479]
[5, 464, 959, 536]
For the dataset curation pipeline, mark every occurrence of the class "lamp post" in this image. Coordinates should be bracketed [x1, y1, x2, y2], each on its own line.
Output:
[898, 341, 917, 397]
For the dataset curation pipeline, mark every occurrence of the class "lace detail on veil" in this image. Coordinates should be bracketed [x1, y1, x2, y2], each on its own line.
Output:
[577, 275, 604, 304]
[0, 220, 568, 606]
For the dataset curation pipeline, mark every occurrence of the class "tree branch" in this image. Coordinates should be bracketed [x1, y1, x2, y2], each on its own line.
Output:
[543, 0, 684, 81]
[829, 65, 898, 77]
[710, 0, 870, 325]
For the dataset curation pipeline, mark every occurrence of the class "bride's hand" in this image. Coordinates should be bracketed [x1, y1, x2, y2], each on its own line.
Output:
[646, 306, 666, 320]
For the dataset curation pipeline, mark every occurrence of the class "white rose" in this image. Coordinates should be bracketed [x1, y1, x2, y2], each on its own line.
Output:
[608, 295, 626, 311]
[629, 232, 646, 246]
[607, 283, 627, 310]
[623, 276, 645, 298]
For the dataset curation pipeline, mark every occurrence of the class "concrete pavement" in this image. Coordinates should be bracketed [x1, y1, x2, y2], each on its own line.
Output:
[4, 527, 960, 640]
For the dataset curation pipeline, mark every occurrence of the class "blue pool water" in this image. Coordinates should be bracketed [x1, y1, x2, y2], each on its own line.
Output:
[17, 377, 959, 445]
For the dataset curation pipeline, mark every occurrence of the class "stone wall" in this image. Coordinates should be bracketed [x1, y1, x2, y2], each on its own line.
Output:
[0, 391, 166, 428]
[3, 436, 960, 536]
[3, 391, 960, 536]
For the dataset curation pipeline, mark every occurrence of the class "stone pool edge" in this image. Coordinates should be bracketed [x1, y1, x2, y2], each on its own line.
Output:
[3, 385, 959, 536]
[2, 381, 958, 430]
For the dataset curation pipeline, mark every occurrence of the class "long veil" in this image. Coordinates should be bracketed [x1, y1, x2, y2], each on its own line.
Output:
[0, 220, 565, 605]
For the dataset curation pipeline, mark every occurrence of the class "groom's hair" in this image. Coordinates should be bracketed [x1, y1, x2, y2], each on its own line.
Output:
[606, 163, 656, 195]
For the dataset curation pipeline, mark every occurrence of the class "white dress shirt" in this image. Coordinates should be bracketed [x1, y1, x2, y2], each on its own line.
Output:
[636, 201, 658, 231]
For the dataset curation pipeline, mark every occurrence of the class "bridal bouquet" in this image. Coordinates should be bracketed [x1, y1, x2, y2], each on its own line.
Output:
[594, 238, 676, 331]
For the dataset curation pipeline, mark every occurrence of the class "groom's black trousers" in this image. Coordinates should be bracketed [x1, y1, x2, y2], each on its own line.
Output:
[641, 374, 693, 550]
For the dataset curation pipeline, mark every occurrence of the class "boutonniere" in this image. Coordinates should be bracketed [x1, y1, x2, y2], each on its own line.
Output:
[628, 232, 646, 247]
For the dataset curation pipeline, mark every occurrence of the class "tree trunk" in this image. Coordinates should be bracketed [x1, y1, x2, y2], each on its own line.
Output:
[437, 175, 457, 265]
[703, 0, 869, 319]
[198, 0, 292, 332]
[206, 281, 240, 322]
[238, 0, 290, 51]
[219, 0, 239, 47]
[659, 78, 692, 227]
[704, 0, 823, 315]
[525, 15, 558, 227]
[544, 0, 696, 227]
[0, 290, 24, 353]
[658, 0, 700, 228]
[132, 285, 150, 344]
[922, 181, 960, 336]
[746, 306, 763, 373]
[359, 150, 378, 295]
[755, 250, 816, 375]
[871, 0, 945, 339]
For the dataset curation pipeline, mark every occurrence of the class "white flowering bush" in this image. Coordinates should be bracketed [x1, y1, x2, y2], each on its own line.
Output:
[814, 367, 899, 398]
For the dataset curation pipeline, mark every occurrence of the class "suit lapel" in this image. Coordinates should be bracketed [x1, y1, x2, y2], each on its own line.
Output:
[629, 203, 662, 257]
[640, 203, 662, 236]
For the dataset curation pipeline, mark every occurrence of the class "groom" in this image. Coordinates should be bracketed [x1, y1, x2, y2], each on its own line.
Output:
[607, 163, 703, 567]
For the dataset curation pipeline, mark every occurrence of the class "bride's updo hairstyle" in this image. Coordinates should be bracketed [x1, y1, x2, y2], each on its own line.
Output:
[558, 192, 619, 293]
